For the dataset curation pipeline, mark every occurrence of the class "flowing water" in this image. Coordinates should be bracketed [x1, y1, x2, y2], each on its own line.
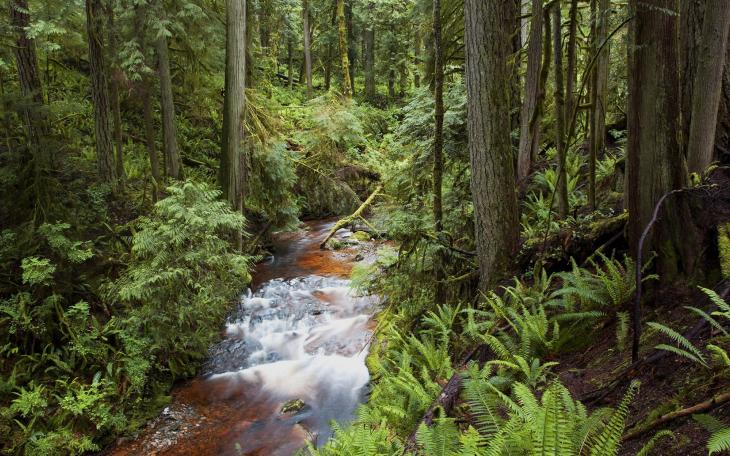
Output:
[110, 220, 380, 456]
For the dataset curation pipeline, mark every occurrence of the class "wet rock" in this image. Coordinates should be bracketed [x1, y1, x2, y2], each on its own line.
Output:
[280, 398, 307, 414]
[354, 253, 365, 262]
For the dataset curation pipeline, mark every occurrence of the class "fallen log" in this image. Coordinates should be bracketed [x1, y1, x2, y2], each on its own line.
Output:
[622, 390, 730, 442]
[319, 184, 382, 249]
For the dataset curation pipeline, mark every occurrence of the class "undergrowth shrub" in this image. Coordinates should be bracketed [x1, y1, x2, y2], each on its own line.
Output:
[0, 181, 252, 455]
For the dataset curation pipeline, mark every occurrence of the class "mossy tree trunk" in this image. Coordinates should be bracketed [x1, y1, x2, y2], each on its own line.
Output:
[336, 0, 352, 98]
[302, 0, 313, 97]
[221, 0, 247, 234]
[432, 0, 446, 302]
[156, 31, 182, 180]
[85, 0, 117, 190]
[627, 0, 693, 279]
[552, 2, 569, 219]
[466, 0, 520, 291]
[687, 0, 730, 174]
[517, 0, 543, 182]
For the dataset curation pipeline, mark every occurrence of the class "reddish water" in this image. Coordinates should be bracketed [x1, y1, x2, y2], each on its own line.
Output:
[109, 220, 376, 456]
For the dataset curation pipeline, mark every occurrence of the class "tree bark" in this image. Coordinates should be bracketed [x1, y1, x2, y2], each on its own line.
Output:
[10, 0, 49, 150]
[85, 0, 116, 188]
[302, 0, 313, 97]
[588, 0, 610, 210]
[221, 0, 247, 231]
[287, 38, 294, 90]
[107, 4, 126, 183]
[466, 0, 520, 291]
[433, 0, 446, 302]
[553, 3, 569, 218]
[517, 0, 544, 182]
[133, 2, 160, 201]
[687, 0, 730, 174]
[364, 14, 376, 102]
[627, 0, 690, 279]
[336, 0, 352, 98]
[156, 33, 182, 180]
[680, 0, 705, 157]
[345, 0, 356, 96]
[565, 0, 579, 137]
[414, 30, 421, 89]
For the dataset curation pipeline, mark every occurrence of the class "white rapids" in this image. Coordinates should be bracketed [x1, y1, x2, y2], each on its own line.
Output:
[206, 275, 378, 445]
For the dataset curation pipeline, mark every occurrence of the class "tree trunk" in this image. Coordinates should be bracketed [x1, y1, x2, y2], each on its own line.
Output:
[588, 0, 610, 210]
[302, 0, 313, 97]
[565, 0, 579, 137]
[687, 0, 730, 174]
[345, 0, 356, 96]
[553, 3, 569, 218]
[466, 0, 520, 291]
[336, 0, 352, 98]
[627, 0, 690, 279]
[325, 43, 332, 90]
[156, 33, 182, 180]
[517, 0, 543, 182]
[221, 0, 247, 230]
[364, 17, 376, 102]
[717, 37, 730, 162]
[107, 4, 126, 183]
[388, 67, 396, 99]
[288, 38, 294, 90]
[433, 0, 446, 302]
[133, 3, 160, 201]
[85, 0, 116, 188]
[10, 0, 48, 144]
[414, 30, 421, 88]
[508, 0, 521, 135]
[680, 0, 705, 157]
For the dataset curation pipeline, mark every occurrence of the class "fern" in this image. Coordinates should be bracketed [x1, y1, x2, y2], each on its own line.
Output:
[647, 322, 708, 367]
[634, 430, 674, 456]
[415, 417, 461, 456]
[708, 427, 730, 455]
[590, 380, 640, 456]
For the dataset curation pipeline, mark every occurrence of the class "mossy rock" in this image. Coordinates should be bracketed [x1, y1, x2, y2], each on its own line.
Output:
[325, 239, 346, 250]
[352, 231, 371, 242]
[280, 398, 306, 414]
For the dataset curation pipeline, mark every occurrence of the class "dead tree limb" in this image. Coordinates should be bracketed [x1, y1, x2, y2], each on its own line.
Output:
[623, 390, 730, 442]
[632, 188, 684, 361]
[319, 184, 382, 249]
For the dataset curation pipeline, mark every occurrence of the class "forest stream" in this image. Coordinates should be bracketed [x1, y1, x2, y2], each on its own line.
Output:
[109, 220, 380, 455]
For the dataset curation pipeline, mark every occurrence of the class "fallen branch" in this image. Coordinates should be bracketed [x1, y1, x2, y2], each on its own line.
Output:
[622, 390, 730, 442]
[319, 185, 382, 249]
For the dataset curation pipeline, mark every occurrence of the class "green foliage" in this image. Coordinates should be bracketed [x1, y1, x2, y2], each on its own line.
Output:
[110, 181, 253, 378]
[650, 286, 730, 371]
[460, 375, 639, 456]
[0, 181, 252, 454]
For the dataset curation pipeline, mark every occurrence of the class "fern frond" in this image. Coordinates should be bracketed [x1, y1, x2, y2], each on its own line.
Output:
[635, 430, 673, 456]
[708, 427, 730, 455]
[647, 322, 707, 367]
[589, 380, 640, 456]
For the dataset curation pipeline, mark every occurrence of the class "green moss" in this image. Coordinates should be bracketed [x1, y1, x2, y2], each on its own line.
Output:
[353, 231, 371, 242]
[718, 223, 730, 279]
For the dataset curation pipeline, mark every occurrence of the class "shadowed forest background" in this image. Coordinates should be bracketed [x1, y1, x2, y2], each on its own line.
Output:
[2, 0, 730, 454]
